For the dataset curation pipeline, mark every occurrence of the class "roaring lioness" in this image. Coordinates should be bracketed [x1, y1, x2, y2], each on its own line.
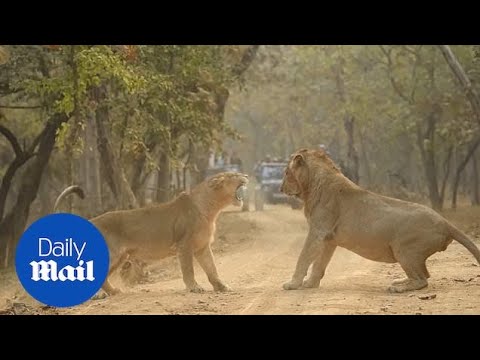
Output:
[89, 172, 249, 295]
[281, 148, 480, 293]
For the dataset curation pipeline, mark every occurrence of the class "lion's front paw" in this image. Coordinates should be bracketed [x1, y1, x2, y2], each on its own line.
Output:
[283, 280, 302, 290]
[302, 278, 320, 289]
[214, 283, 232, 292]
[188, 284, 206, 293]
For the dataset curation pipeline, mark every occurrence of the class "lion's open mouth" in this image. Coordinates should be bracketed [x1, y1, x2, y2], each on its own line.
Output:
[235, 185, 247, 201]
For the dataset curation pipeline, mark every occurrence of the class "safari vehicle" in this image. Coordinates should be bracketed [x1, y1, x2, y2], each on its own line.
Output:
[254, 161, 303, 211]
[204, 164, 250, 212]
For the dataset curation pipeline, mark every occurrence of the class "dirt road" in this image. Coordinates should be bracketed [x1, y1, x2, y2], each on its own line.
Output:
[2, 205, 480, 315]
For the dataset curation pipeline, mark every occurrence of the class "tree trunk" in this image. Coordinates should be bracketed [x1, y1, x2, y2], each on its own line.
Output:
[344, 115, 360, 184]
[416, 118, 442, 211]
[130, 151, 147, 205]
[359, 127, 372, 187]
[183, 166, 187, 191]
[0, 124, 39, 221]
[187, 46, 260, 185]
[440, 147, 453, 205]
[422, 150, 442, 211]
[472, 151, 480, 206]
[190, 146, 210, 187]
[285, 118, 297, 152]
[326, 46, 360, 184]
[438, 45, 480, 126]
[38, 170, 52, 217]
[64, 46, 80, 213]
[0, 155, 30, 222]
[156, 151, 171, 203]
[82, 110, 102, 217]
[451, 137, 480, 209]
[94, 134, 103, 213]
[451, 173, 462, 209]
[439, 45, 480, 207]
[0, 113, 68, 267]
[176, 168, 181, 192]
[93, 85, 138, 210]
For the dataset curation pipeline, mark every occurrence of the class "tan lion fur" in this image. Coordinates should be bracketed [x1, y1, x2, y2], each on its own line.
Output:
[91, 172, 249, 295]
[281, 148, 480, 293]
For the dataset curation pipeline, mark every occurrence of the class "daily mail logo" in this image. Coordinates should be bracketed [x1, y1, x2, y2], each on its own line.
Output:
[30, 238, 94, 282]
[15, 214, 109, 308]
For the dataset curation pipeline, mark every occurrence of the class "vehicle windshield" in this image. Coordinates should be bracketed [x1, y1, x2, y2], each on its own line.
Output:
[261, 166, 285, 180]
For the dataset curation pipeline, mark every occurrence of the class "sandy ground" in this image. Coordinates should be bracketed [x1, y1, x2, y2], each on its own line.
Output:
[1, 204, 480, 315]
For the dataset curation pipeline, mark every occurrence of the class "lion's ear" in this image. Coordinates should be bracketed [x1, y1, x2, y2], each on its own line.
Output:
[208, 176, 225, 189]
[293, 154, 305, 167]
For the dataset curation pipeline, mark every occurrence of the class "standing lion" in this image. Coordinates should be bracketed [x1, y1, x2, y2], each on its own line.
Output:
[95, 172, 248, 294]
[280, 148, 480, 293]
[84, 172, 248, 295]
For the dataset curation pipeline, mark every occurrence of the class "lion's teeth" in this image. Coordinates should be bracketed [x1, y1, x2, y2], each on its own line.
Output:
[235, 185, 247, 200]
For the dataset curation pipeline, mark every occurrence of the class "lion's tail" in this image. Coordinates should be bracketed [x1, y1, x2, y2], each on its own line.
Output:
[53, 185, 85, 213]
[448, 223, 480, 265]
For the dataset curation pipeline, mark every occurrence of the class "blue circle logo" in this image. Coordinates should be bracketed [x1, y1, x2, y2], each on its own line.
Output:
[15, 213, 109, 308]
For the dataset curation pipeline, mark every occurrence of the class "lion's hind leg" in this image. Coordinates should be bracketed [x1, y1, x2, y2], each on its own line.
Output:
[391, 265, 430, 285]
[101, 249, 134, 296]
[388, 252, 429, 293]
[391, 277, 409, 286]
[178, 242, 205, 293]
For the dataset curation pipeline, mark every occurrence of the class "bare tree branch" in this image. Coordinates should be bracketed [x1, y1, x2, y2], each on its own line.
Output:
[401, 45, 423, 57]
[451, 136, 480, 208]
[438, 45, 480, 126]
[379, 45, 413, 104]
[409, 47, 422, 102]
[440, 146, 453, 202]
[0, 122, 23, 156]
[232, 45, 261, 78]
[26, 129, 44, 155]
